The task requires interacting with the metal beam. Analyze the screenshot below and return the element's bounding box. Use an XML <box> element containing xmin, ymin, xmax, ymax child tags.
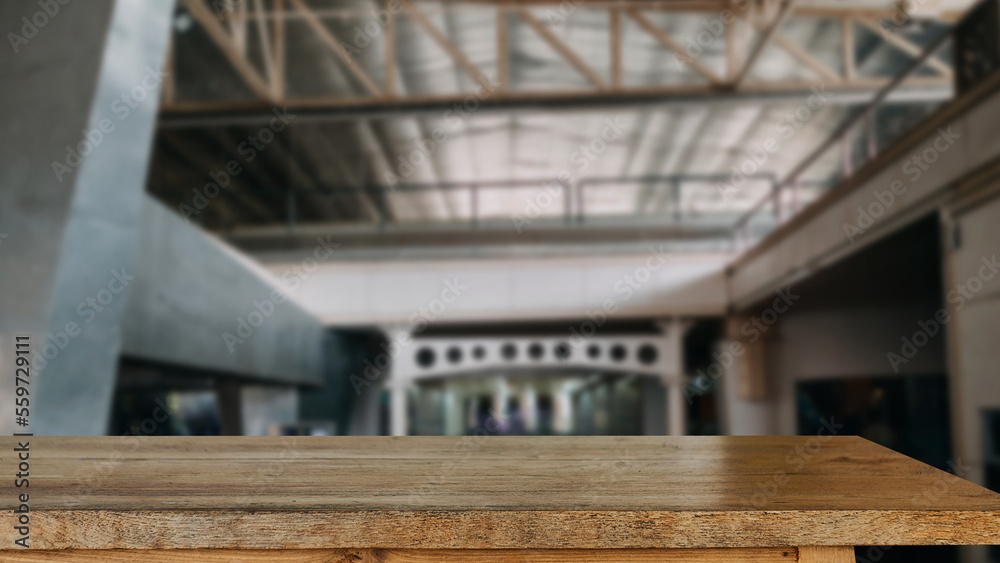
<box><xmin>169</xmin><ymin>0</ymin><xmax>956</xmax><ymax>116</ymax></box>
<box><xmin>626</xmin><ymin>8</ymin><xmax>723</xmax><ymax>86</ymax></box>
<box><xmin>402</xmin><ymin>0</ymin><xmax>495</xmax><ymax>92</ymax></box>
<box><xmin>217</xmin><ymin>1</ymin><xmax>965</xmax><ymax>21</ymax></box>
<box><xmin>252</xmin><ymin>0</ymin><xmax>277</xmax><ymax>94</ymax></box>
<box><xmin>744</xmin><ymin>16</ymin><xmax>842</xmax><ymax>84</ymax></box>
<box><xmin>610</xmin><ymin>8</ymin><xmax>622</xmax><ymax>89</ymax></box>
<box><xmin>498</xmin><ymin>6</ymin><xmax>509</xmax><ymax>91</ymax></box>
<box><xmin>385</xmin><ymin>0</ymin><xmax>397</xmax><ymax>96</ymax></box>
<box><xmin>273</xmin><ymin>0</ymin><xmax>286</xmax><ymax>98</ymax></box>
<box><xmin>180</xmin><ymin>0</ymin><xmax>273</xmax><ymax>100</ymax></box>
<box><xmin>731</xmin><ymin>0</ymin><xmax>797</xmax><ymax>88</ymax></box>
<box><xmin>158</xmin><ymin>79</ymin><xmax>953</xmax><ymax>127</ymax></box>
<box><xmin>286</xmin><ymin>0</ymin><xmax>384</xmax><ymax>97</ymax></box>
<box><xmin>515</xmin><ymin>7</ymin><xmax>608</xmax><ymax>90</ymax></box>
<box><xmin>855</xmin><ymin>17</ymin><xmax>953</xmax><ymax>78</ymax></box>
<box><xmin>225</xmin><ymin>218</ymin><xmax>735</xmax><ymax>258</ymax></box>
<box><xmin>842</xmin><ymin>17</ymin><xmax>855</xmax><ymax>82</ymax></box>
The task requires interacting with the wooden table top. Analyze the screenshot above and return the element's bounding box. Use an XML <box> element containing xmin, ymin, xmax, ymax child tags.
<box><xmin>2</xmin><ymin>435</ymin><xmax>999</xmax><ymax>550</ymax></box>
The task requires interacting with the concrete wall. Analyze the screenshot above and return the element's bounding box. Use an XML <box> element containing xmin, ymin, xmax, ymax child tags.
<box><xmin>0</xmin><ymin>0</ymin><xmax>116</xmax><ymax>436</ymax></box>
<box><xmin>945</xmin><ymin>192</ymin><xmax>1000</xmax><ymax>487</ymax></box>
<box><xmin>944</xmin><ymin>192</ymin><xmax>1000</xmax><ymax>563</ymax></box>
<box><xmin>257</xmin><ymin>251</ymin><xmax>728</xmax><ymax>325</ymax></box>
<box><xmin>0</xmin><ymin>0</ymin><xmax>113</xmax><ymax>350</ymax></box>
<box><xmin>0</xmin><ymin>0</ymin><xmax>174</xmax><ymax>435</ymax></box>
<box><xmin>731</xmin><ymin>81</ymin><xmax>1000</xmax><ymax>309</ymax></box>
<box><xmin>721</xmin><ymin>304</ymin><xmax>948</xmax><ymax>436</ymax></box>
<box><xmin>121</xmin><ymin>197</ymin><xmax>324</xmax><ymax>386</ymax></box>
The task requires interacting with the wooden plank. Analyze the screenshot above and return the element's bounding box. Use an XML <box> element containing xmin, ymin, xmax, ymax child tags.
<box><xmin>5</xmin><ymin>508</ymin><xmax>1000</xmax><ymax>550</ymax></box>
<box><xmin>1</xmin><ymin>437</ymin><xmax>998</xmax><ymax>550</ymax></box>
<box><xmin>797</xmin><ymin>546</ymin><xmax>855</xmax><ymax>563</ymax></box>
<box><xmin>3</xmin><ymin>548</ymin><xmax>799</xmax><ymax>562</ymax></box>
<box><xmin>4</xmin><ymin>436</ymin><xmax>999</xmax><ymax>512</ymax></box>
<box><xmin>515</xmin><ymin>7</ymin><xmax>608</xmax><ymax>89</ymax></box>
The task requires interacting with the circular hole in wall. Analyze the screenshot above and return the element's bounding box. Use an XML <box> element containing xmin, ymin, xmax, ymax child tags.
<box><xmin>554</xmin><ymin>342</ymin><xmax>571</xmax><ymax>360</ymax></box>
<box><xmin>501</xmin><ymin>343</ymin><xmax>518</xmax><ymax>360</ymax></box>
<box><xmin>528</xmin><ymin>343</ymin><xmax>545</xmax><ymax>360</ymax></box>
<box><xmin>446</xmin><ymin>346</ymin><xmax>463</xmax><ymax>364</ymax></box>
<box><xmin>610</xmin><ymin>344</ymin><xmax>627</xmax><ymax>362</ymax></box>
<box><xmin>416</xmin><ymin>347</ymin><xmax>436</xmax><ymax>368</ymax></box>
<box><xmin>637</xmin><ymin>344</ymin><xmax>658</xmax><ymax>365</ymax></box>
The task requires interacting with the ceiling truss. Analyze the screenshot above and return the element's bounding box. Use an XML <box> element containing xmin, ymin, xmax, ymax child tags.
<box><xmin>167</xmin><ymin>0</ymin><xmax>955</xmax><ymax>116</ymax></box>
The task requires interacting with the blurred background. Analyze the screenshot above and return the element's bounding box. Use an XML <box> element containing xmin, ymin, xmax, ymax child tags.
<box><xmin>2</xmin><ymin>0</ymin><xmax>1000</xmax><ymax>560</ymax></box>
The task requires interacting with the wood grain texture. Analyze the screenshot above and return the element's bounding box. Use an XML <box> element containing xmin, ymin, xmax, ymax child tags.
<box><xmin>797</xmin><ymin>546</ymin><xmax>854</xmax><ymax>562</ymax></box>
<box><xmin>1</xmin><ymin>436</ymin><xmax>998</xmax><ymax>550</ymax></box>
<box><xmin>1</xmin><ymin>547</ymin><xmax>798</xmax><ymax>562</ymax></box>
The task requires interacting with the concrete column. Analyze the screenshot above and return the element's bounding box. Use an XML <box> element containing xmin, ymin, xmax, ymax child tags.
<box><xmin>658</xmin><ymin>319</ymin><xmax>687</xmax><ymax>436</ymax></box>
<box><xmin>492</xmin><ymin>377</ymin><xmax>509</xmax><ymax>427</ymax></box>
<box><xmin>520</xmin><ymin>386</ymin><xmax>537</xmax><ymax>433</ymax></box>
<box><xmin>443</xmin><ymin>384</ymin><xmax>465</xmax><ymax>436</ymax></box>
<box><xmin>718</xmin><ymin>334</ymin><xmax>775</xmax><ymax>435</ymax></box>
<box><xmin>666</xmin><ymin>380</ymin><xmax>686</xmax><ymax>436</ymax></box>
<box><xmin>641</xmin><ymin>377</ymin><xmax>667</xmax><ymax>435</ymax></box>
<box><xmin>389</xmin><ymin>382</ymin><xmax>410</xmax><ymax>437</ymax></box>
<box><xmin>0</xmin><ymin>0</ymin><xmax>175</xmax><ymax>436</ymax></box>
<box><xmin>554</xmin><ymin>382</ymin><xmax>574</xmax><ymax>434</ymax></box>
<box><xmin>384</xmin><ymin>325</ymin><xmax>413</xmax><ymax>436</ymax></box>
<box><xmin>241</xmin><ymin>386</ymin><xmax>299</xmax><ymax>436</ymax></box>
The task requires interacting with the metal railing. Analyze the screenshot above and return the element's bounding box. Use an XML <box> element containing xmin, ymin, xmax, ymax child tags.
<box><xmin>214</xmin><ymin>173</ymin><xmax>778</xmax><ymax>233</ymax></box>
<box><xmin>729</xmin><ymin>28</ymin><xmax>955</xmax><ymax>252</ymax></box>
<box><xmin>187</xmin><ymin>28</ymin><xmax>954</xmax><ymax>245</ymax></box>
